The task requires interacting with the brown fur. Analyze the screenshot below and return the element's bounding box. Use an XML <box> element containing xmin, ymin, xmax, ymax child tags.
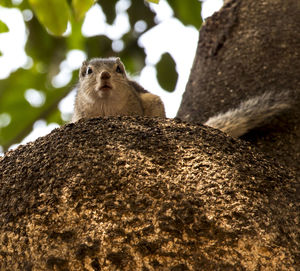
<box><xmin>205</xmin><ymin>91</ymin><xmax>292</xmax><ymax>137</ymax></box>
<box><xmin>72</xmin><ymin>57</ymin><xmax>165</xmax><ymax>122</ymax></box>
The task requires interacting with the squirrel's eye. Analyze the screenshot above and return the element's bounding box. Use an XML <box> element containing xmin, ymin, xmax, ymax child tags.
<box><xmin>86</xmin><ymin>67</ymin><xmax>93</xmax><ymax>75</ymax></box>
<box><xmin>116</xmin><ymin>65</ymin><xmax>123</xmax><ymax>74</ymax></box>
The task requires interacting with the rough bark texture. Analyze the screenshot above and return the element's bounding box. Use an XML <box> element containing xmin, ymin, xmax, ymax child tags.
<box><xmin>1</xmin><ymin>0</ymin><xmax>300</xmax><ymax>270</ymax></box>
<box><xmin>0</xmin><ymin>117</ymin><xmax>299</xmax><ymax>270</ymax></box>
<box><xmin>177</xmin><ymin>0</ymin><xmax>300</xmax><ymax>175</ymax></box>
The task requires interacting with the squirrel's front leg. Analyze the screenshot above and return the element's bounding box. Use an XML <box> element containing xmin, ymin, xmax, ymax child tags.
<box><xmin>140</xmin><ymin>93</ymin><xmax>166</xmax><ymax>117</ymax></box>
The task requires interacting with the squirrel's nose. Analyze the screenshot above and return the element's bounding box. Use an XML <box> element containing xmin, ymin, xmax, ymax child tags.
<box><xmin>100</xmin><ymin>71</ymin><xmax>111</xmax><ymax>80</ymax></box>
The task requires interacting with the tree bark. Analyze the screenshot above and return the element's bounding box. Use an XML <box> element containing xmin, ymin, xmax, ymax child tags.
<box><xmin>0</xmin><ymin>117</ymin><xmax>299</xmax><ymax>270</ymax></box>
<box><xmin>0</xmin><ymin>0</ymin><xmax>300</xmax><ymax>270</ymax></box>
<box><xmin>177</xmin><ymin>0</ymin><xmax>300</xmax><ymax>175</ymax></box>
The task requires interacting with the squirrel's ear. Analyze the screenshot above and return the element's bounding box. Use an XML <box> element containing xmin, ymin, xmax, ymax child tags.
<box><xmin>79</xmin><ymin>60</ymin><xmax>88</xmax><ymax>79</ymax></box>
<box><xmin>115</xmin><ymin>57</ymin><xmax>125</xmax><ymax>67</ymax></box>
<box><xmin>115</xmin><ymin>57</ymin><xmax>126</xmax><ymax>75</ymax></box>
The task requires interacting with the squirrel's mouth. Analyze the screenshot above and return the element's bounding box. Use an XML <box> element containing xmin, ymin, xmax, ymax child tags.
<box><xmin>99</xmin><ymin>83</ymin><xmax>112</xmax><ymax>91</ymax></box>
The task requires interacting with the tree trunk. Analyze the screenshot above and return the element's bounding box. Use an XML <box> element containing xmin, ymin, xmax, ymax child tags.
<box><xmin>177</xmin><ymin>0</ymin><xmax>300</xmax><ymax>175</ymax></box>
<box><xmin>0</xmin><ymin>117</ymin><xmax>298</xmax><ymax>270</ymax></box>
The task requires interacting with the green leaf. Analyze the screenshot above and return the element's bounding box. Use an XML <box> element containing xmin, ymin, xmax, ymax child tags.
<box><xmin>166</xmin><ymin>0</ymin><xmax>202</xmax><ymax>29</ymax></box>
<box><xmin>156</xmin><ymin>53</ymin><xmax>178</xmax><ymax>92</ymax></box>
<box><xmin>72</xmin><ymin>0</ymin><xmax>95</xmax><ymax>21</ymax></box>
<box><xmin>146</xmin><ymin>0</ymin><xmax>160</xmax><ymax>3</ymax></box>
<box><xmin>0</xmin><ymin>0</ymin><xmax>13</xmax><ymax>7</ymax></box>
<box><xmin>0</xmin><ymin>20</ymin><xmax>9</xmax><ymax>33</ymax></box>
<box><xmin>28</xmin><ymin>0</ymin><xmax>70</xmax><ymax>36</ymax></box>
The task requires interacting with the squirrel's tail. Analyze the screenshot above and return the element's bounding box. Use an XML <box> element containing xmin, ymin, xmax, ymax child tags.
<box><xmin>204</xmin><ymin>91</ymin><xmax>292</xmax><ymax>138</ymax></box>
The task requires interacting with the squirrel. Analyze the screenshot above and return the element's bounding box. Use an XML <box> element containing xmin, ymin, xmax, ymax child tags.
<box><xmin>72</xmin><ymin>57</ymin><xmax>292</xmax><ymax>138</ymax></box>
<box><xmin>71</xmin><ymin>57</ymin><xmax>165</xmax><ymax>122</ymax></box>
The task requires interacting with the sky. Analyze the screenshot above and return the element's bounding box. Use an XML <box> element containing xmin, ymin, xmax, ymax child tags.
<box><xmin>0</xmin><ymin>0</ymin><xmax>223</xmax><ymax>153</ymax></box>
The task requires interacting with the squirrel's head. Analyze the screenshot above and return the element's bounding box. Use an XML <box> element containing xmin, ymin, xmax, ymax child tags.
<box><xmin>79</xmin><ymin>57</ymin><xmax>129</xmax><ymax>98</ymax></box>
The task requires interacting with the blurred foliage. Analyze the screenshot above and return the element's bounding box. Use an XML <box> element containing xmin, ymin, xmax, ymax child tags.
<box><xmin>147</xmin><ymin>0</ymin><xmax>160</xmax><ymax>4</ymax></box>
<box><xmin>0</xmin><ymin>20</ymin><xmax>9</xmax><ymax>33</ymax></box>
<box><xmin>72</xmin><ymin>0</ymin><xmax>95</xmax><ymax>21</ymax></box>
<box><xmin>156</xmin><ymin>52</ymin><xmax>178</xmax><ymax>92</ymax></box>
<box><xmin>166</xmin><ymin>0</ymin><xmax>202</xmax><ymax>29</ymax></box>
<box><xmin>0</xmin><ymin>0</ymin><xmax>202</xmax><ymax>151</ymax></box>
<box><xmin>28</xmin><ymin>0</ymin><xmax>70</xmax><ymax>36</ymax></box>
